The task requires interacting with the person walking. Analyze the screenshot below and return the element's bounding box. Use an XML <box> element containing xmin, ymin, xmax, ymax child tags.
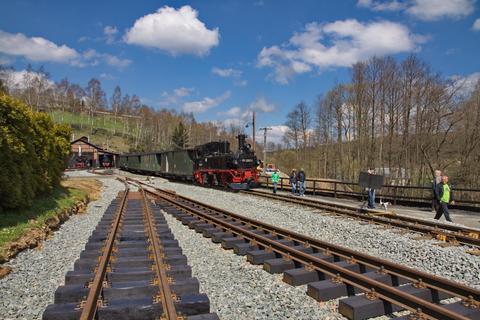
<box><xmin>297</xmin><ymin>168</ymin><xmax>306</xmax><ymax>196</ymax></box>
<box><xmin>289</xmin><ymin>169</ymin><xmax>297</xmax><ymax>195</ymax></box>
<box><xmin>434</xmin><ymin>175</ymin><xmax>454</xmax><ymax>222</ymax></box>
<box><xmin>367</xmin><ymin>168</ymin><xmax>376</xmax><ymax>209</ymax></box>
<box><xmin>271</xmin><ymin>169</ymin><xmax>280</xmax><ymax>194</ymax></box>
<box><xmin>431</xmin><ymin>170</ymin><xmax>442</xmax><ymax>213</ymax></box>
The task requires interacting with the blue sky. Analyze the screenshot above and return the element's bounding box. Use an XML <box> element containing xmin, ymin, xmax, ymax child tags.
<box><xmin>1</xmin><ymin>0</ymin><xmax>479</xmax><ymax>142</ymax></box>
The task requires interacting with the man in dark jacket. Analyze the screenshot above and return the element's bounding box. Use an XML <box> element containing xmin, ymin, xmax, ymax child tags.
<box><xmin>431</xmin><ymin>170</ymin><xmax>442</xmax><ymax>213</ymax></box>
<box><xmin>297</xmin><ymin>168</ymin><xmax>306</xmax><ymax>196</ymax></box>
<box><xmin>434</xmin><ymin>175</ymin><xmax>454</xmax><ymax>222</ymax></box>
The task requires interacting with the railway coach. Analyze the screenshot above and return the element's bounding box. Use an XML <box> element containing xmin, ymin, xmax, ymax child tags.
<box><xmin>119</xmin><ymin>134</ymin><xmax>261</xmax><ymax>190</ymax></box>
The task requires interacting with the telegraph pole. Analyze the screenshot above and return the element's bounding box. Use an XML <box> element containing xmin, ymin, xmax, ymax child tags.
<box><xmin>259</xmin><ymin>127</ymin><xmax>272</xmax><ymax>165</ymax></box>
<box><xmin>252</xmin><ymin>111</ymin><xmax>256</xmax><ymax>152</ymax></box>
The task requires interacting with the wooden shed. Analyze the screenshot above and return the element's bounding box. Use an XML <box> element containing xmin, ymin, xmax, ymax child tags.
<box><xmin>69</xmin><ymin>136</ymin><xmax>118</xmax><ymax>169</ymax></box>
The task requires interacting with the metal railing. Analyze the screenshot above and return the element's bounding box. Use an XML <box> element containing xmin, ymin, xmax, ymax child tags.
<box><xmin>260</xmin><ymin>176</ymin><xmax>480</xmax><ymax>211</ymax></box>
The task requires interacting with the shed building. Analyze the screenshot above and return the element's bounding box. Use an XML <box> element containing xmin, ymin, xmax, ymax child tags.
<box><xmin>69</xmin><ymin>136</ymin><xmax>118</xmax><ymax>168</ymax></box>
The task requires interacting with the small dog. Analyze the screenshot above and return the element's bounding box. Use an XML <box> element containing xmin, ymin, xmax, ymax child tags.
<box><xmin>379</xmin><ymin>199</ymin><xmax>391</xmax><ymax>211</ymax></box>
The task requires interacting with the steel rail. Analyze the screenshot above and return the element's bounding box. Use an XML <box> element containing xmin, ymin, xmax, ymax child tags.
<box><xmin>146</xmin><ymin>188</ymin><xmax>473</xmax><ymax>320</ymax></box>
<box><xmin>79</xmin><ymin>185</ymin><xmax>129</xmax><ymax>320</ymax></box>
<box><xmin>242</xmin><ymin>190</ymin><xmax>480</xmax><ymax>248</ymax></box>
<box><xmin>126</xmin><ymin>178</ymin><xmax>480</xmax><ymax>298</ymax></box>
<box><xmin>130</xmin><ymin>182</ymin><xmax>480</xmax><ymax>316</ymax></box>
<box><xmin>140</xmin><ymin>188</ymin><xmax>178</xmax><ymax>320</ymax></box>
<box><xmin>126</xmin><ymin>178</ymin><xmax>480</xmax><ymax>301</ymax></box>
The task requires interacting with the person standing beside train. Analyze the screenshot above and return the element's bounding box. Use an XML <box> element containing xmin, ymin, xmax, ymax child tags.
<box><xmin>271</xmin><ymin>169</ymin><xmax>280</xmax><ymax>194</ymax></box>
<box><xmin>289</xmin><ymin>169</ymin><xmax>297</xmax><ymax>195</ymax></box>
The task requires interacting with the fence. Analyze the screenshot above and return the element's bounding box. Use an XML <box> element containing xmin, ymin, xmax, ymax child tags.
<box><xmin>259</xmin><ymin>176</ymin><xmax>480</xmax><ymax>212</ymax></box>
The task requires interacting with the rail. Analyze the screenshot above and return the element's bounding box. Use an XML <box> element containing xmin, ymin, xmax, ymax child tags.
<box><xmin>138</xmin><ymin>182</ymin><xmax>480</xmax><ymax>320</ymax></box>
<box><xmin>79</xmin><ymin>185</ymin><xmax>129</xmax><ymax>320</ymax></box>
<box><xmin>260</xmin><ymin>176</ymin><xmax>480</xmax><ymax>211</ymax></box>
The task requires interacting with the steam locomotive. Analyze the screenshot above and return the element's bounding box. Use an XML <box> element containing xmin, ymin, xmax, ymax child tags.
<box><xmin>118</xmin><ymin>134</ymin><xmax>260</xmax><ymax>190</ymax></box>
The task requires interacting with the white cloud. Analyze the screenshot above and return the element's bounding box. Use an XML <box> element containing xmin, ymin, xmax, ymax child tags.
<box><xmin>174</xmin><ymin>87</ymin><xmax>194</xmax><ymax>97</ymax></box>
<box><xmin>248</xmin><ymin>97</ymin><xmax>275</xmax><ymax>112</ymax></box>
<box><xmin>124</xmin><ymin>5</ymin><xmax>219</xmax><ymax>56</ymax></box>
<box><xmin>357</xmin><ymin>0</ymin><xmax>406</xmax><ymax>11</ymax></box>
<box><xmin>473</xmin><ymin>18</ymin><xmax>480</xmax><ymax>31</ymax></box>
<box><xmin>104</xmin><ymin>54</ymin><xmax>131</xmax><ymax>68</ymax></box>
<box><xmin>407</xmin><ymin>0</ymin><xmax>475</xmax><ymax>20</ymax></box>
<box><xmin>450</xmin><ymin>72</ymin><xmax>480</xmax><ymax>97</ymax></box>
<box><xmin>212</xmin><ymin>66</ymin><xmax>247</xmax><ymax>86</ymax></box>
<box><xmin>0</xmin><ymin>30</ymin><xmax>78</xmax><ymax>63</ymax></box>
<box><xmin>218</xmin><ymin>106</ymin><xmax>242</xmax><ymax>117</ymax></box>
<box><xmin>358</xmin><ymin>0</ymin><xmax>475</xmax><ymax>21</ymax></box>
<box><xmin>160</xmin><ymin>87</ymin><xmax>194</xmax><ymax>106</ymax></box>
<box><xmin>0</xmin><ymin>30</ymin><xmax>131</xmax><ymax>68</ymax></box>
<box><xmin>258</xmin><ymin>19</ymin><xmax>423</xmax><ymax>84</ymax></box>
<box><xmin>212</xmin><ymin>67</ymin><xmax>242</xmax><ymax>77</ymax></box>
<box><xmin>0</xmin><ymin>69</ymin><xmax>54</xmax><ymax>90</ymax></box>
<box><xmin>257</xmin><ymin>125</ymin><xmax>289</xmax><ymax>145</ymax></box>
<box><xmin>104</xmin><ymin>25</ymin><xmax>118</xmax><ymax>44</ymax></box>
<box><xmin>182</xmin><ymin>91</ymin><xmax>231</xmax><ymax>113</ymax></box>
<box><xmin>100</xmin><ymin>73</ymin><xmax>115</xmax><ymax>80</ymax></box>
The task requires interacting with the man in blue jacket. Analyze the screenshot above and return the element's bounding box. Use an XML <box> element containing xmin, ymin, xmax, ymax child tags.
<box><xmin>434</xmin><ymin>175</ymin><xmax>454</xmax><ymax>222</ymax></box>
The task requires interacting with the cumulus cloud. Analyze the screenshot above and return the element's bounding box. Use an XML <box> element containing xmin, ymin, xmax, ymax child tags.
<box><xmin>104</xmin><ymin>25</ymin><xmax>118</xmax><ymax>44</ymax></box>
<box><xmin>160</xmin><ymin>87</ymin><xmax>194</xmax><ymax>106</ymax></box>
<box><xmin>212</xmin><ymin>67</ymin><xmax>247</xmax><ymax>86</ymax></box>
<box><xmin>218</xmin><ymin>106</ymin><xmax>242</xmax><ymax>117</ymax></box>
<box><xmin>124</xmin><ymin>5</ymin><xmax>219</xmax><ymax>56</ymax></box>
<box><xmin>473</xmin><ymin>18</ymin><xmax>480</xmax><ymax>31</ymax></box>
<box><xmin>450</xmin><ymin>72</ymin><xmax>480</xmax><ymax>97</ymax></box>
<box><xmin>358</xmin><ymin>0</ymin><xmax>475</xmax><ymax>21</ymax></box>
<box><xmin>258</xmin><ymin>19</ymin><xmax>424</xmax><ymax>84</ymax></box>
<box><xmin>258</xmin><ymin>125</ymin><xmax>290</xmax><ymax>145</ymax></box>
<box><xmin>248</xmin><ymin>97</ymin><xmax>275</xmax><ymax>112</ymax></box>
<box><xmin>0</xmin><ymin>30</ymin><xmax>78</xmax><ymax>63</ymax></box>
<box><xmin>182</xmin><ymin>91</ymin><xmax>231</xmax><ymax>113</ymax></box>
<box><xmin>407</xmin><ymin>0</ymin><xmax>475</xmax><ymax>20</ymax></box>
<box><xmin>0</xmin><ymin>30</ymin><xmax>131</xmax><ymax>68</ymax></box>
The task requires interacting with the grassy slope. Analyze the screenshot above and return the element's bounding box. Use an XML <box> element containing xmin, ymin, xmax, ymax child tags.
<box><xmin>0</xmin><ymin>179</ymin><xmax>100</xmax><ymax>253</ymax></box>
<box><xmin>50</xmin><ymin>111</ymin><xmax>132</xmax><ymax>152</ymax></box>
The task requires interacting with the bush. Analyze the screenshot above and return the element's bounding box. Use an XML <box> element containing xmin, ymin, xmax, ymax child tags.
<box><xmin>0</xmin><ymin>94</ymin><xmax>71</xmax><ymax>211</ymax></box>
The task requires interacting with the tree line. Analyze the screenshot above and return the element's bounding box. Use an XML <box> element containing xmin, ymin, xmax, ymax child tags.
<box><xmin>280</xmin><ymin>55</ymin><xmax>480</xmax><ymax>187</ymax></box>
<box><xmin>0</xmin><ymin>65</ymin><xmax>245</xmax><ymax>153</ymax></box>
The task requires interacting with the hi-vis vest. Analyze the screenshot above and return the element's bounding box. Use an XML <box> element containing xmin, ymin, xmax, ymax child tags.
<box><xmin>441</xmin><ymin>184</ymin><xmax>451</xmax><ymax>203</ymax></box>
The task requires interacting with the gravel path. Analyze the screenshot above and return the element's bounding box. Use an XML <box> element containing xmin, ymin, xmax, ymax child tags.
<box><xmin>152</xmin><ymin>180</ymin><xmax>480</xmax><ymax>290</ymax></box>
<box><xmin>0</xmin><ymin>177</ymin><xmax>124</xmax><ymax>320</ymax></box>
<box><xmin>163</xmin><ymin>210</ymin><xmax>344</xmax><ymax>320</ymax></box>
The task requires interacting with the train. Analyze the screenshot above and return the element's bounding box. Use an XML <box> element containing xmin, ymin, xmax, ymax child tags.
<box><xmin>118</xmin><ymin>134</ymin><xmax>261</xmax><ymax>190</ymax></box>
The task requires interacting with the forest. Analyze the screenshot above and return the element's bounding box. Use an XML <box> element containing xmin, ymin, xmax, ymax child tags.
<box><xmin>276</xmin><ymin>55</ymin><xmax>480</xmax><ymax>187</ymax></box>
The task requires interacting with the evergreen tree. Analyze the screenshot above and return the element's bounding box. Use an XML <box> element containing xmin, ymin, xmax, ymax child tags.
<box><xmin>171</xmin><ymin>121</ymin><xmax>189</xmax><ymax>149</ymax></box>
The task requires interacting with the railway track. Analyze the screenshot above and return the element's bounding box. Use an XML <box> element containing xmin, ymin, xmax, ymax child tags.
<box><xmin>240</xmin><ymin>189</ymin><xmax>480</xmax><ymax>249</ymax></box>
<box><xmin>43</xmin><ymin>183</ymin><xmax>218</xmax><ymax>320</ymax></box>
<box><xmin>129</xmin><ymin>179</ymin><xmax>480</xmax><ymax>320</ymax></box>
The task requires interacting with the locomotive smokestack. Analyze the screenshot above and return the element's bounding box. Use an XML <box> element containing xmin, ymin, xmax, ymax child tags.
<box><xmin>237</xmin><ymin>134</ymin><xmax>246</xmax><ymax>151</ymax></box>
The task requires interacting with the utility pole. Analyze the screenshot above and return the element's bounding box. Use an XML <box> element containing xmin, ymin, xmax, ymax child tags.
<box><xmin>259</xmin><ymin>127</ymin><xmax>272</xmax><ymax>165</ymax></box>
<box><xmin>252</xmin><ymin>111</ymin><xmax>256</xmax><ymax>153</ymax></box>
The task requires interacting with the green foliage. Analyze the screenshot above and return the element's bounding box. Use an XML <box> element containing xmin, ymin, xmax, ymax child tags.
<box><xmin>0</xmin><ymin>94</ymin><xmax>71</xmax><ymax>211</ymax></box>
<box><xmin>171</xmin><ymin>121</ymin><xmax>189</xmax><ymax>150</ymax></box>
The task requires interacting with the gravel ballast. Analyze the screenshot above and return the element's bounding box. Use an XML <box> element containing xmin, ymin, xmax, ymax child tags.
<box><xmin>0</xmin><ymin>177</ymin><xmax>125</xmax><ymax>320</ymax></box>
<box><xmin>150</xmin><ymin>180</ymin><xmax>480</xmax><ymax>290</ymax></box>
<box><xmin>163</xmin><ymin>210</ymin><xmax>344</xmax><ymax>320</ymax></box>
